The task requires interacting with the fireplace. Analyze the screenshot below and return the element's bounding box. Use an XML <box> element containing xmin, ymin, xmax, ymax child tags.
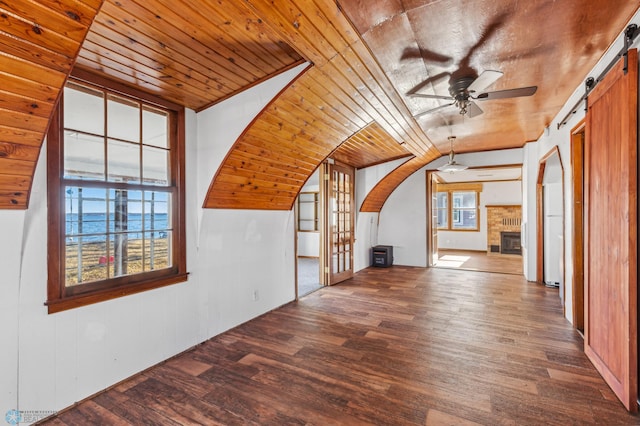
<box><xmin>501</xmin><ymin>231</ymin><xmax>522</xmax><ymax>255</ymax></box>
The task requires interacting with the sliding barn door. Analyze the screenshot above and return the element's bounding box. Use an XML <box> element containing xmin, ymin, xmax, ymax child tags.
<box><xmin>584</xmin><ymin>49</ymin><xmax>638</xmax><ymax>412</ymax></box>
<box><xmin>327</xmin><ymin>162</ymin><xmax>354</xmax><ymax>285</ymax></box>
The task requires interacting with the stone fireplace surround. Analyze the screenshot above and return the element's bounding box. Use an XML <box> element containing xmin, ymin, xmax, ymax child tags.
<box><xmin>487</xmin><ymin>205</ymin><xmax>522</xmax><ymax>255</ymax></box>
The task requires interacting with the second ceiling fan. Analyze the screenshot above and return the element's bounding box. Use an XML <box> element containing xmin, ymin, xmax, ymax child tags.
<box><xmin>408</xmin><ymin>70</ymin><xmax>537</xmax><ymax>118</ymax></box>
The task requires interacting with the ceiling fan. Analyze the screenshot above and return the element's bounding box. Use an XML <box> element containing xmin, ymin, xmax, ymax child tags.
<box><xmin>438</xmin><ymin>136</ymin><xmax>467</xmax><ymax>173</ymax></box>
<box><xmin>409</xmin><ymin>70</ymin><xmax>537</xmax><ymax>118</ymax></box>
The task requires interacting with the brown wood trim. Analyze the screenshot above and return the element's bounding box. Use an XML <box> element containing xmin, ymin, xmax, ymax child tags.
<box><xmin>436</xmin><ymin>183</ymin><xmax>483</xmax><ymax>191</ymax></box>
<box><xmin>47</xmin><ymin>273</ymin><xmax>189</xmax><ymax>314</ymax></box>
<box><xmin>46</xmin><ymin>97</ymin><xmax>64</xmax><ymax>303</ymax></box>
<box><xmin>571</xmin><ymin>119</ymin><xmax>585</xmax><ymax>332</ymax></box>
<box><xmin>71</xmin><ymin>68</ymin><xmax>183</xmax><ymax>111</ymax></box>
<box><xmin>485</xmin><ymin>204</ymin><xmax>522</xmax><ymax>208</ymax></box>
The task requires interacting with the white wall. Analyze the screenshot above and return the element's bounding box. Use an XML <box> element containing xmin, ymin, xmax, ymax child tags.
<box><xmin>375</xmin><ymin>149</ymin><xmax>524</xmax><ymax>267</ymax></box>
<box><xmin>1</xmin><ymin>63</ymin><xmax>308</xmax><ymax>421</ymax></box>
<box><xmin>438</xmin><ymin>180</ymin><xmax>522</xmax><ymax>251</ymax></box>
<box><xmin>353</xmin><ymin>157</ymin><xmax>409</xmax><ymax>270</ymax></box>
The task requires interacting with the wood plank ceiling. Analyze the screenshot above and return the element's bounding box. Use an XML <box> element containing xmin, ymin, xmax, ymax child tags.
<box><xmin>1</xmin><ymin>0</ymin><xmax>639</xmax><ymax>211</ymax></box>
<box><xmin>76</xmin><ymin>0</ymin><xmax>305</xmax><ymax>111</ymax></box>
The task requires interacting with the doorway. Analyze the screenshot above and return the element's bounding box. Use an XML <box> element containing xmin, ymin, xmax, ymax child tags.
<box><xmin>427</xmin><ymin>167</ymin><xmax>524</xmax><ymax>275</ymax></box>
<box><xmin>536</xmin><ymin>147</ymin><xmax>564</xmax><ymax>306</ymax></box>
<box><xmin>295</xmin><ymin>160</ymin><xmax>355</xmax><ymax>298</ymax></box>
<box><xmin>296</xmin><ymin>169</ymin><xmax>322</xmax><ymax>298</ymax></box>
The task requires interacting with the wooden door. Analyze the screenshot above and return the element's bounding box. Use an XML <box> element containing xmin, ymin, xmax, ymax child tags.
<box><xmin>584</xmin><ymin>49</ymin><xmax>638</xmax><ymax>412</ymax></box>
<box><xmin>427</xmin><ymin>172</ymin><xmax>440</xmax><ymax>266</ymax></box>
<box><xmin>328</xmin><ymin>162</ymin><xmax>354</xmax><ymax>285</ymax></box>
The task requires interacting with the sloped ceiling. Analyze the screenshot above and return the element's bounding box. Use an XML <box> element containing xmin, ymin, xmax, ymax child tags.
<box><xmin>1</xmin><ymin>0</ymin><xmax>639</xmax><ymax>211</ymax></box>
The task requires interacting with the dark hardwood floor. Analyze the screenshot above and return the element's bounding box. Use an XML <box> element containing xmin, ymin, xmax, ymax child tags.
<box><xmin>44</xmin><ymin>266</ymin><xmax>639</xmax><ymax>425</ymax></box>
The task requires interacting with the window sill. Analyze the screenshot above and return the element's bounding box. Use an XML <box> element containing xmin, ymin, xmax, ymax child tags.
<box><xmin>45</xmin><ymin>272</ymin><xmax>189</xmax><ymax>314</ymax></box>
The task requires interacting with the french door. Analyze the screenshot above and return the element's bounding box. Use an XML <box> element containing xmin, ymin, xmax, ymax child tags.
<box><xmin>326</xmin><ymin>162</ymin><xmax>354</xmax><ymax>285</ymax></box>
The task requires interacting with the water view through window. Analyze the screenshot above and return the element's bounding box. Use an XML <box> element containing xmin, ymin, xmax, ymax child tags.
<box><xmin>64</xmin><ymin>187</ymin><xmax>172</xmax><ymax>286</ymax></box>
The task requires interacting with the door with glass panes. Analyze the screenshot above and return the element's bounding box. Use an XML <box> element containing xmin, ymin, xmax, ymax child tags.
<box><xmin>327</xmin><ymin>162</ymin><xmax>354</xmax><ymax>285</ymax></box>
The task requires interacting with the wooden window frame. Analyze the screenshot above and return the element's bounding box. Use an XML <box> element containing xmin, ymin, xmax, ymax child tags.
<box><xmin>46</xmin><ymin>70</ymin><xmax>187</xmax><ymax>314</ymax></box>
<box><xmin>436</xmin><ymin>185</ymin><xmax>481</xmax><ymax>232</ymax></box>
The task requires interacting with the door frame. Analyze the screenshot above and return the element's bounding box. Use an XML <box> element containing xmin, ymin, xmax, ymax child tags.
<box><xmin>426</xmin><ymin>170</ymin><xmax>440</xmax><ymax>267</ymax></box>
<box><xmin>570</xmin><ymin>120</ymin><xmax>585</xmax><ymax>332</ymax></box>
<box><xmin>536</xmin><ymin>146</ymin><xmax>565</xmax><ymax>303</ymax></box>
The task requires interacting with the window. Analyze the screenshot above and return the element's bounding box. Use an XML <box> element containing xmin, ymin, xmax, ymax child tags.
<box><xmin>47</xmin><ymin>71</ymin><xmax>187</xmax><ymax>313</ymax></box>
<box><xmin>297</xmin><ymin>192</ymin><xmax>319</xmax><ymax>231</ymax></box>
<box><xmin>436</xmin><ymin>185</ymin><xmax>481</xmax><ymax>231</ymax></box>
<box><xmin>436</xmin><ymin>192</ymin><xmax>448</xmax><ymax>228</ymax></box>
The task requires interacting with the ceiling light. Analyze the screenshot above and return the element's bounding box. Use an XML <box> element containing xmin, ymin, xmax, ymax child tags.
<box><xmin>437</xmin><ymin>136</ymin><xmax>468</xmax><ymax>173</ymax></box>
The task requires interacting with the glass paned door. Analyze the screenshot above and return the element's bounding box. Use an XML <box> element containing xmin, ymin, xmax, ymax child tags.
<box><xmin>328</xmin><ymin>163</ymin><xmax>354</xmax><ymax>285</ymax></box>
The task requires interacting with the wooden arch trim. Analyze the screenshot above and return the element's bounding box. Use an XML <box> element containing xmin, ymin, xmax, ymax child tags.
<box><xmin>359</xmin><ymin>155</ymin><xmax>436</xmax><ymax>213</ymax></box>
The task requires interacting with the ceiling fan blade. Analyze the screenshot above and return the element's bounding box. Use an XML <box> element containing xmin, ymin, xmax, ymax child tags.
<box><xmin>414</xmin><ymin>102</ymin><xmax>455</xmax><ymax>118</ymax></box>
<box><xmin>468</xmin><ymin>70</ymin><xmax>503</xmax><ymax>93</ymax></box>
<box><xmin>408</xmin><ymin>93</ymin><xmax>453</xmax><ymax>100</ymax></box>
<box><xmin>475</xmin><ymin>86</ymin><xmax>538</xmax><ymax>100</ymax></box>
<box><xmin>466</xmin><ymin>101</ymin><xmax>483</xmax><ymax>118</ymax></box>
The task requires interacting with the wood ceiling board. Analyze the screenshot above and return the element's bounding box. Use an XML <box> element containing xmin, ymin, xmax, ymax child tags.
<box><xmin>78</xmin><ymin>36</ymin><xmax>227</xmax><ymax>96</ymax></box>
<box><xmin>0</xmin><ymin>8</ymin><xmax>82</xmax><ymax>56</ymax></box>
<box><xmin>76</xmin><ymin>0</ymin><xmax>305</xmax><ymax>111</ymax></box>
<box><xmin>338</xmin><ymin>0</ymin><xmax>640</xmax><ymax>155</ymax></box>
<box><xmin>217</xmin><ymin>164</ymin><xmax>306</xmax><ymax>188</ymax></box>
<box><xmin>0</xmin><ymin>126</ymin><xmax>44</xmax><ymax>147</ymax></box>
<box><xmin>243</xmin><ymin>0</ymin><xmax>360</xmax><ymax>67</ymax></box>
<box><xmin>0</xmin><ymin>142</ymin><xmax>41</xmax><ymax>162</ymax></box>
<box><xmin>332</xmin><ymin>122</ymin><xmax>412</xmax><ymax>169</ymax></box>
<box><xmin>0</xmin><ymin>91</ymin><xmax>54</xmax><ymax>119</ymax></box>
<box><xmin>289</xmin><ymin>77</ymin><xmax>368</xmax><ymax>133</ymax></box>
<box><xmin>0</xmin><ymin>107</ymin><xmax>50</xmax><ymax>134</ymax></box>
<box><xmin>0</xmin><ymin>0</ymin><xmax>104</xmax><ymax>209</ymax></box>
<box><xmin>97</xmin><ymin>0</ymin><xmax>280</xmax><ymax>81</ymax></box>
<box><xmin>82</xmin><ymin>20</ymin><xmax>247</xmax><ymax>90</ymax></box>
<box><xmin>0</xmin><ymin>35</ymin><xmax>73</xmax><ymax>74</ymax></box>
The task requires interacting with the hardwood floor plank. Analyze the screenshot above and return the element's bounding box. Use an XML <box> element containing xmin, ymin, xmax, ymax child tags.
<box><xmin>44</xmin><ymin>266</ymin><xmax>640</xmax><ymax>425</ymax></box>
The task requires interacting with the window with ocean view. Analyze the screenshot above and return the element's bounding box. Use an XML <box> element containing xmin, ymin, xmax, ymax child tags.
<box><xmin>47</xmin><ymin>72</ymin><xmax>187</xmax><ymax>313</ymax></box>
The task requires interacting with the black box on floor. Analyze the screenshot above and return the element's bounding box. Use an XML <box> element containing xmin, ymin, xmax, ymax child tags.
<box><xmin>372</xmin><ymin>245</ymin><xmax>393</xmax><ymax>267</ymax></box>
